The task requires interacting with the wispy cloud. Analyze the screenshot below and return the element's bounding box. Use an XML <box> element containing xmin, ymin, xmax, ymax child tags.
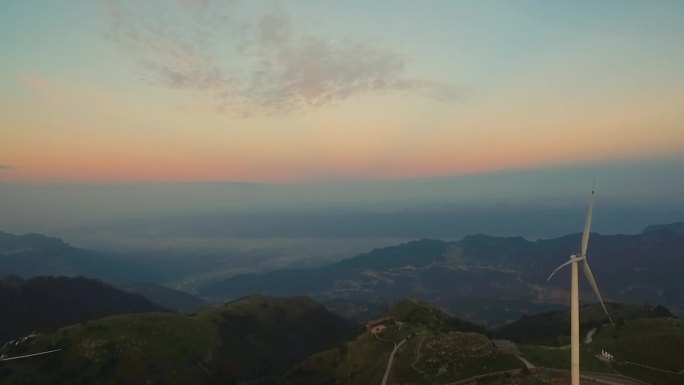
<box><xmin>20</xmin><ymin>73</ymin><xmax>57</xmax><ymax>92</ymax></box>
<box><xmin>19</xmin><ymin>73</ymin><xmax>116</xmax><ymax>111</ymax></box>
<box><xmin>103</xmin><ymin>0</ymin><xmax>460</xmax><ymax>116</ymax></box>
<box><xmin>0</xmin><ymin>164</ymin><xmax>13</xmax><ymax>170</ymax></box>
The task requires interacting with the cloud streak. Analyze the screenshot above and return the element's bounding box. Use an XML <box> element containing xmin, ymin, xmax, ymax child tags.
<box><xmin>103</xmin><ymin>0</ymin><xmax>460</xmax><ymax>116</ymax></box>
<box><xmin>0</xmin><ymin>164</ymin><xmax>13</xmax><ymax>170</ymax></box>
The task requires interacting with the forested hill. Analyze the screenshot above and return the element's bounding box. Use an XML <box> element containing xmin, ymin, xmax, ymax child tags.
<box><xmin>0</xmin><ymin>275</ymin><xmax>169</xmax><ymax>344</ymax></box>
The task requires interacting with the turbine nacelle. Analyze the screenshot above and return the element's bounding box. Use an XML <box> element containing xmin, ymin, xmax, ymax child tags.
<box><xmin>547</xmin><ymin>255</ymin><xmax>585</xmax><ymax>281</ymax></box>
<box><xmin>547</xmin><ymin>254</ymin><xmax>614</xmax><ymax>326</ymax></box>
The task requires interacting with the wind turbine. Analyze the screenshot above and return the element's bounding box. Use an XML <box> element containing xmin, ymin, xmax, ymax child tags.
<box><xmin>547</xmin><ymin>185</ymin><xmax>613</xmax><ymax>385</ymax></box>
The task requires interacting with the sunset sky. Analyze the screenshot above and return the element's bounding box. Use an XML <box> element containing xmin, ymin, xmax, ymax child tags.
<box><xmin>1</xmin><ymin>1</ymin><xmax>683</xmax><ymax>184</ymax></box>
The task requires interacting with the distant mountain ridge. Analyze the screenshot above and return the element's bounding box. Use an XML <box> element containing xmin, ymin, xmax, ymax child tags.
<box><xmin>0</xmin><ymin>231</ymin><xmax>69</xmax><ymax>252</ymax></box>
<box><xmin>0</xmin><ymin>230</ymin><xmax>159</xmax><ymax>283</ymax></box>
<box><xmin>0</xmin><ymin>275</ymin><xmax>169</xmax><ymax>344</ymax></box>
<box><xmin>334</xmin><ymin>238</ymin><xmax>449</xmax><ymax>269</ymax></box>
<box><xmin>197</xmin><ymin>222</ymin><xmax>684</xmax><ymax>324</ymax></box>
<box><xmin>116</xmin><ymin>282</ymin><xmax>207</xmax><ymax>312</ymax></box>
<box><xmin>643</xmin><ymin>221</ymin><xmax>684</xmax><ymax>234</ymax></box>
<box><xmin>2</xmin><ymin>223</ymin><xmax>683</xmax><ymax>326</ymax></box>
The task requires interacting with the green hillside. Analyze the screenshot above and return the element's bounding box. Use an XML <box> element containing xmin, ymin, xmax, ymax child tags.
<box><xmin>1</xmin><ymin>295</ymin><xmax>680</xmax><ymax>385</ymax></box>
<box><xmin>0</xmin><ymin>276</ymin><xmax>169</xmax><ymax>345</ymax></box>
<box><xmin>278</xmin><ymin>299</ymin><xmax>523</xmax><ymax>385</ymax></box>
<box><xmin>519</xmin><ymin>317</ymin><xmax>684</xmax><ymax>385</ymax></box>
<box><xmin>387</xmin><ymin>299</ymin><xmax>488</xmax><ymax>334</ymax></box>
<box><xmin>0</xmin><ymin>295</ymin><xmax>359</xmax><ymax>385</ymax></box>
<box><xmin>496</xmin><ymin>303</ymin><xmax>674</xmax><ymax>345</ymax></box>
<box><xmin>278</xmin><ymin>301</ymin><xmax>682</xmax><ymax>385</ymax></box>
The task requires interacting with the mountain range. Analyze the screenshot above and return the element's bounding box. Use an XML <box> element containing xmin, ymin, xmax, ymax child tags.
<box><xmin>0</xmin><ymin>231</ymin><xmax>159</xmax><ymax>283</ymax></box>
<box><xmin>2</xmin><ymin>222</ymin><xmax>683</xmax><ymax>327</ymax></box>
<box><xmin>197</xmin><ymin>223</ymin><xmax>684</xmax><ymax>325</ymax></box>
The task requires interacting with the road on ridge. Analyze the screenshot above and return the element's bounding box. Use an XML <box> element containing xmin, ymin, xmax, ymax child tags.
<box><xmin>381</xmin><ymin>338</ymin><xmax>406</xmax><ymax>385</ymax></box>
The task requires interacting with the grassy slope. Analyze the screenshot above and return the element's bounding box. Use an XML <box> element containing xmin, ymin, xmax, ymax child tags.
<box><xmin>496</xmin><ymin>303</ymin><xmax>673</xmax><ymax>345</ymax></box>
<box><xmin>0</xmin><ymin>295</ymin><xmax>359</xmax><ymax>385</ymax></box>
<box><xmin>519</xmin><ymin>317</ymin><xmax>684</xmax><ymax>385</ymax></box>
<box><xmin>279</xmin><ymin>299</ymin><xmax>522</xmax><ymax>385</ymax></box>
<box><xmin>0</xmin><ymin>312</ymin><xmax>217</xmax><ymax>385</ymax></box>
<box><xmin>0</xmin><ymin>276</ymin><xmax>170</xmax><ymax>345</ymax></box>
<box><xmin>278</xmin><ymin>332</ymin><xmax>392</xmax><ymax>385</ymax></box>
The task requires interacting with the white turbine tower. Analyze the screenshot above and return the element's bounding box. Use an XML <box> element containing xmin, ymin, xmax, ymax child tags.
<box><xmin>547</xmin><ymin>185</ymin><xmax>613</xmax><ymax>385</ymax></box>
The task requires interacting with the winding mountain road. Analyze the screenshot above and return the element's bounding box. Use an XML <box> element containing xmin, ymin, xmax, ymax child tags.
<box><xmin>381</xmin><ymin>338</ymin><xmax>406</xmax><ymax>385</ymax></box>
<box><xmin>585</xmin><ymin>327</ymin><xmax>597</xmax><ymax>344</ymax></box>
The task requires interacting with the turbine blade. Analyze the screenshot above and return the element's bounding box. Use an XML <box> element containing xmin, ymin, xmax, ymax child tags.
<box><xmin>547</xmin><ymin>259</ymin><xmax>574</xmax><ymax>281</ymax></box>
<box><xmin>581</xmin><ymin>186</ymin><xmax>595</xmax><ymax>257</ymax></box>
<box><xmin>582</xmin><ymin>260</ymin><xmax>614</xmax><ymax>325</ymax></box>
<box><xmin>0</xmin><ymin>349</ymin><xmax>61</xmax><ymax>361</ymax></box>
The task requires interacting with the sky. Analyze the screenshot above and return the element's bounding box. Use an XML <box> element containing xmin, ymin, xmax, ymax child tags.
<box><xmin>1</xmin><ymin>0</ymin><xmax>683</xmax><ymax>184</ymax></box>
<box><xmin>1</xmin><ymin>0</ymin><xmax>684</xmax><ymax>243</ymax></box>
